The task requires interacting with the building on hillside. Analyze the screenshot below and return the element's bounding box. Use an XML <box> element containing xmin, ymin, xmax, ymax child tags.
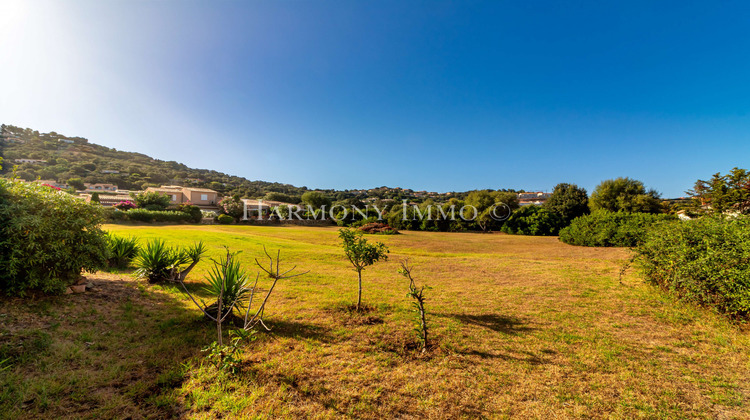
<box><xmin>35</xmin><ymin>180</ymin><xmax>70</xmax><ymax>189</ymax></box>
<box><xmin>80</xmin><ymin>193</ymin><xmax>133</xmax><ymax>207</ymax></box>
<box><xmin>14</xmin><ymin>158</ymin><xmax>47</xmax><ymax>164</ymax></box>
<box><xmin>145</xmin><ymin>185</ymin><xmax>220</xmax><ymax>209</ymax></box>
<box><xmin>84</xmin><ymin>183</ymin><xmax>118</xmax><ymax>192</ymax></box>
<box><xmin>101</xmin><ymin>169</ymin><xmax>120</xmax><ymax>174</ymax></box>
<box><xmin>518</xmin><ymin>192</ymin><xmax>552</xmax><ymax>206</ymax></box>
<box><xmin>58</xmin><ymin>139</ymin><xmax>74</xmax><ymax>144</ymax></box>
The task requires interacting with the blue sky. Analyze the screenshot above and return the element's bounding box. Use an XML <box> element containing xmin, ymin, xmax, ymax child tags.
<box><xmin>1</xmin><ymin>1</ymin><xmax>749</xmax><ymax>197</ymax></box>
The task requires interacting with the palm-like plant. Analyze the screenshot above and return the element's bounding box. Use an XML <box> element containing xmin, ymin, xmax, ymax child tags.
<box><xmin>107</xmin><ymin>235</ymin><xmax>140</xmax><ymax>269</ymax></box>
<box><xmin>134</xmin><ymin>240</ymin><xmax>206</xmax><ymax>283</ymax></box>
<box><xmin>203</xmin><ymin>251</ymin><xmax>251</xmax><ymax>319</ymax></box>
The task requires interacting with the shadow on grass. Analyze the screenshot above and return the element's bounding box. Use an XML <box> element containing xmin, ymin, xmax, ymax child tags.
<box><xmin>458</xmin><ymin>349</ymin><xmax>548</xmax><ymax>365</ymax></box>
<box><xmin>263</xmin><ymin>319</ymin><xmax>336</xmax><ymax>343</ymax></box>
<box><xmin>442</xmin><ymin>313</ymin><xmax>536</xmax><ymax>335</ymax></box>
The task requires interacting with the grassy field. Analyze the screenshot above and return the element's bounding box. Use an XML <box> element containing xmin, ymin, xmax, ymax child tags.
<box><xmin>1</xmin><ymin>224</ymin><xmax>749</xmax><ymax>419</ymax></box>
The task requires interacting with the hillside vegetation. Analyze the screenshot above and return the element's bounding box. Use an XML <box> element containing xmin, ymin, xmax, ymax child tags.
<box><xmin>0</xmin><ymin>124</ymin><xmax>311</xmax><ymax>198</ymax></box>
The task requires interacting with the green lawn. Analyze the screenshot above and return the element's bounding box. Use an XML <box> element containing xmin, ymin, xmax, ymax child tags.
<box><xmin>1</xmin><ymin>224</ymin><xmax>748</xmax><ymax>419</ymax></box>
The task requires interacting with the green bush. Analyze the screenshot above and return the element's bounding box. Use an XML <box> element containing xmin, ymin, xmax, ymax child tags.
<box><xmin>217</xmin><ymin>214</ymin><xmax>234</xmax><ymax>224</ymax></box>
<box><xmin>124</xmin><ymin>209</ymin><xmax>193</xmax><ymax>223</ymax></box>
<box><xmin>134</xmin><ymin>240</ymin><xmax>206</xmax><ymax>283</ymax></box>
<box><xmin>559</xmin><ymin>210</ymin><xmax>676</xmax><ymax>247</ymax></box>
<box><xmin>179</xmin><ymin>204</ymin><xmax>203</xmax><ymax>223</ymax></box>
<box><xmin>0</xmin><ymin>180</ymin><xmax>109</xmax><ymax>295</ymax></box>
<box><xmin>636</xmin><ymin>216</ymin><xmax>750</xmax><ymax>318</ymax></box>
<box><xmin>501</xmin><ymin>206</ymin><xmax>565</xmax><ymax>236</ymax></box>
<box><xmin>107</xmin><ymin>235</ymin><xmax>140</xmax><ymax>269</ymax></box>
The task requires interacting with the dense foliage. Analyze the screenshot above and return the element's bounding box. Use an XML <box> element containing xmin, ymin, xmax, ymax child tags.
<box><xmin>0</xmin><ymin>179</ymin><xmax>109</xmax><ymax>295</ymax></box>
<box><xmin>688</xmin><ymin>167</ymin><xmax>750</xmax><ymax>215</ymax></box>
<box><xmin>543</xmin><ymin>183</ymin><xmax>589</xmax><ymax>224</ymax></box>
<box><xmin>559</xmin><ymin>210</ymin><xmax>676</xmax><ymax>247</ymax></box>
<box><xmin>589</xmin><ymin>177</ymin><xmax>663</xmax><ymax>214</ymax></box>
<box><xmin>107</xmin><ymin>235</ymin><xmax>140</xmax><ymax>269</ymax></box>
<box><xmin>501</xmin><ymin>206</ymin><xmax>564</xmax><ymax>236</ymax></box>
<box><xmin>636</xmin><ymin>216</ymin><xmax>750</xmax><ymax>318</ymax></box>
<box><xmin>131</xmin><ymin>191</ymin><xmax>171</xmax><ymax>211</ymax></box>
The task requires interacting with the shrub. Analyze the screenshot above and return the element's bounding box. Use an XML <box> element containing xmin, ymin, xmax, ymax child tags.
<box><xmin>501</xmin><ymin>206</ymin><xmax>565</xmax><ymax>236</ymax></box>
<box><xmin>219</xmin><ymin>196</ymin><xmax>244</xmax><ymax>220</ymax></box>
<box><xmin>217</xmin><ymin>214</ymin><xmax>234</xmax><ymax>224</ymax></box>
<box><xmin>358</xmin><ymin>222</ymin><xmax>399</xmax><ymax>235</ymax></box>
<box><xmin>131</xmin><ymin>191</ymin><xmax>171</xmax><ymax>210</ymax></box>
<box><xmin>134</xmin><ymin>240</ymin><xmax>206</xmax><ymax>283</ymax></box>
<box><xmin>124</xmin><ymin>209</ymin><xmax>194</xmax><ymax>223</ymax></box>
<box><xmin>636</xmin><ymin>215</ymin><xmax>750</xmax><ymax>318</ymax></box>
<box><xmin>0</xmin><ymin>179</ymin><xmax>109</xmax><ymax>295</ymax></box>
<box><xmin>114</xmin><ymin>200</ymin><xmax>137</xmax><ymax>210</ymax></box>
<box><xmin>559</xmin><ymin>210</ymin><xmax>676</xmax><ymax>247</ymax></box>
<box><xmin>107</xmin><ymin>235</ymin><xmax>140</xmax><ymax>269</ymax></box>
<box><xmin>202</xmin><ymin>250</ymin><xmax>251</xmax><ymax>319</ymax></box>
<box><xmin>179</xmin><ymin>203</ymin><xmax>203</xmax><ymax>223</ymax></box>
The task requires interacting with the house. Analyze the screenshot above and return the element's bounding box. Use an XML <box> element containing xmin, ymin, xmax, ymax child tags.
<box><xmin>35</xmin><ymin>180</ymin><xmax>69</xmax><ymax>189</ymax></box>
<box><xmin>101</xmin><ymin>170</ymin><xmax>120</xmax><ymax>174</ymax></box>
<box><xmin>518</xmin><ymin>192</ymin><xmax>552</xmax><ymax>206</ymax></box>
<box><xmin>84</xmin><ymin>183</ymin><xmax>118</xmax><ymax>192</ymax></box>
<box><xmin>145</xmin><ymin>185</ymin><xmax>220</xmax><ymax>209</ymax></box>
<box><xmin>14</xmin><ymin>159</ymin><xmax>47</xmax><ymax>164</ymax></box>
<box><xmin>81</xmin><ymin>193</ymin><xmax>132</xmax><ymax>207</ymax></box>
<box><xmin>59</xmin><ymin>139</ymin><xmax>74</xmax><ymax>144</ymax></box>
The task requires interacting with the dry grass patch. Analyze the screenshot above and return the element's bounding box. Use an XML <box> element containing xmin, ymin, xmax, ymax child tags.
<box><xmin>1</xmin><ymin>225</ymin><xmax>749</xmax><ymax>418</ymax></box>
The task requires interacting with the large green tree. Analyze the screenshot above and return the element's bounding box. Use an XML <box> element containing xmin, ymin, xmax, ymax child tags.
<box><xmin>301</xmin><ymin>191</ymin><xmax>332</xmax><ymax>209</ymax></box>
<box><xmin>544</xmin><ymin>183</ymin><xmax>589</xmax><ymax>224</ymax></box>
<box><xmin>589</xmin><ymin>178</ymin><xmax>662</xmax><ymax>214</ymax></box>
<box><xmin>688</xmin><ymin>168</ymin><xmax>750</xmax><ymax>214</ymax></box>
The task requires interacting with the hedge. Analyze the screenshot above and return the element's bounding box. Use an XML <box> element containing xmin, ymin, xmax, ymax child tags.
<box><xmin>559</xmin><ymin>210</ymin><xmax>676</xmax><ymax>247</ymax></box>
<box><xmin>0</xmin><ymin>180</ymin><xmax>109</xmax><ymax>295</ymax></box>
<box><xmin>636</xmin><ymin>215</ymin><xmax>750</xmax><ymax>318</ymax></box>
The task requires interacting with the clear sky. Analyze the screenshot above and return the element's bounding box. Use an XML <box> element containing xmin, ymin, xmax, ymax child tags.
<box><xmin>1</xmin><ymin>1</ymin><xmax>749</xmax><ymax>197</ymax></box>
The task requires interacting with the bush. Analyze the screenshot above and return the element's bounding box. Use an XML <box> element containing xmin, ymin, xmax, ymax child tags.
<box><xmin>123</xmin><ymin>209</ymin><xmax>194</xmax><ymax>223</ymax></box>
<box><xmin>358</xmin><ymin>222</ymin><xmax>399</xmax><ymax>235</ymax></box>
<box><xmin>132</xmin><ymin>191</ymin><xmax>171</xmax><ymax>210</ymax></box>
<box><xmin>636</xmin><ymin>215</ymin><xmax>750</xmax><ymax>318</ymax></box>
<box><xmin>0</xmin><ymin>179</ymin><xmax>109</xmax><ymax>295</ymax></box>
<box><xmin>133</xmin><ymin>240</ymin><xmax>206</xmax><ymax>283</ymax></box>
<box><xmin>501</xmin><ymin>206</ymin><xmax>565</xmax><ymax>236</ymax></box>
<box><xmin>217</xmin><ymin>214</ymin><xmax>234</xmax><ymax>224</ymax></box>
<box><xmin>179</xmin><ymin>204</ymin><xmax>203</xmax><ymax>223</ymax></box>
<box><xmin>559</xmin><ymin>210</ymin><xmax>676</xmax><ymax>247</ymax></box>
<box><xmin>107</xmin><ymin>235</ymin><xmax>140</xmax><ymax>269</ymax></box>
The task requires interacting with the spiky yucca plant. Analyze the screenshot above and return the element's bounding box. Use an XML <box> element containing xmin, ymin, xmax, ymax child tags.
<box><xmin>134</xmin><ymin>240</ymin><xmax>206</xmax><ymax>283</ymax></box>
<box><xmin>107</xmin><ymin>235</ymin><xmax>140</xmax><ymax>269</ymax></box>
<box><xmin>203</xmin><ymin>251</ymin><xmax>250</xmax><ymax>319</ymax></box>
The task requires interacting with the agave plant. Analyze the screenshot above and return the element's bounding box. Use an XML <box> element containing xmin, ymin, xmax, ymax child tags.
<box><xmin>107</xmin><ymin>235</ymin><xmax>140</xmax><ymax>269</ymax></box>
<box><xmin>202</xmin><ymin>251</ymin><xmax>251</xmax><ymax>319</ymax></box>
<box><xmin>134</xmin><ymin>240</ymin><xmax>206</xmax><ymax>283</ymax></box>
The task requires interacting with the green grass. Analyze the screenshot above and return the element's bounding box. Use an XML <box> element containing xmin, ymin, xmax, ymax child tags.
<box><xmin>1</xmin><ymin>224</ymin><xmax>749</xmax><ymax>418</ymax></box>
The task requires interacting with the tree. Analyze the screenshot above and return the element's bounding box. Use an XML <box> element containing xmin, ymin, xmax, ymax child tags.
<box><xmin>264</xmin><ymin>192</ymin><xmax>301</xmax><ymax>204</ymax></box>
<box><xmin>339</xmin><ymin>228</ymin><xmax>389</xmax><ymax>310</ymax></box>
<box><xmin>688</xmin><ymin>168</ymin><xmax>750</xmax><ymax>214</ymax></box>
<box><xmin>590</xmin><ymin>178</ymin><xmax>662</xmax><ymax>214</ymax></box>
<box><xmin>90</xmin><ymin>192</ymin><xmax>100</xmax><ymax>203</ymax></box>
<box><xmin>219</xmin><ymin>195</ymin><xmax>244</xmax><ymax>220</ymax></box>
<box><xmin>131</xmin><ymin>191</ymin><xmax>171</xmax><ymax>210</ymax></box>
<box><xmin>544</xmin><ymin>183</ymin><xmax>589</xmax><ymax>224</ymax></box>
<box><xmin>301</xmin><ymin>191</ymin><xmax>332</xmax><ymax>209</ymax></box>
<box><xmin>67</xmin><ymin>177</ymin><xmax>85</xmax><ymax>190</ymax></box>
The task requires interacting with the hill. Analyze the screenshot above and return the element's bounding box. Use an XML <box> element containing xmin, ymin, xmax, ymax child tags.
<box><xmin>0</xmin><ymin>124</ymin><xmax>325</xmax><ymax>200</ymax></box>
